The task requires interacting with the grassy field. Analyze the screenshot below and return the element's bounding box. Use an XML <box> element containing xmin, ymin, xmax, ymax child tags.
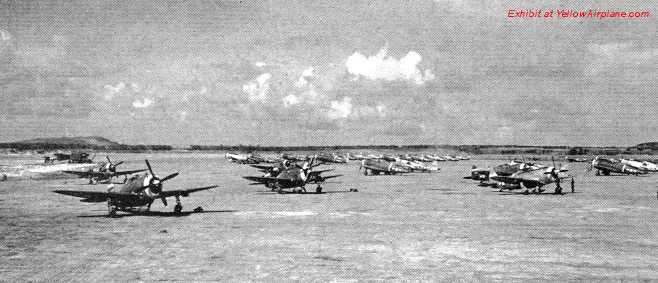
<box><xmin>1</xmin><ymin>152</ymin><xmax>656</xmax><ymax>281</ymax></box>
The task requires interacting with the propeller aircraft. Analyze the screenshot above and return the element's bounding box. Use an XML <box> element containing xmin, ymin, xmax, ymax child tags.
<box><xmin>243</xmin><ymin>156</ymin><xmax>341</xmax><ymax>193</ymax></box>
<box><xmin>588</xmin><ymin>156</ymin><xmax>648</xmax><ymax>176</ymax></box>
<box><xmin>63</xmin><ymin>156</ymin><xmax>147</xmax><ymax>184</ymax></box>
<box><xmin>490</xmin><ymin>157</ymin><xmax>571</xmax><ymax>194</ymax></box>
<box><xmin>54</xmin><ymin>160</ymin><xmax>217</xmax><ymax>216</ymax></box>
<box><xmin>620</xmin><ymin>158</ymin><xmax>658</xmax><ymax>172</ymax></box>
<box><xmin>359</xmin><ymin>158</ymin><xmax>410</xmax><ymax>175</ymax></box>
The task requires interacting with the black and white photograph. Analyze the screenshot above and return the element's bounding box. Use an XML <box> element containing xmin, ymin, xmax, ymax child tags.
<box><xmin>0</xmin><ymin>0</ymin><xmax>656</xmax><ymax>281</ymax></box>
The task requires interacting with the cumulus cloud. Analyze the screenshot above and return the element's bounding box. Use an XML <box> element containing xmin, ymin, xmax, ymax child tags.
<box><xmin>327</xmin><ymin>97</ymin><xmax>353</xmax><ymax>120</ymax></box>
<box><xmin>282</xmin><ymin>94</ymin><xmax>301</xmax><ymax>107</ymax></box>
<box><xmin>242</xmin><ymin>73</ymin><xmax>272</xmax><ymax>102</ymax></box>
<box><xmin>132</xmin><ymin>98</ymin><xmax>153</xmax><ymax>108</ymax></box>
<box><xmin>103</xmin><ymin>82</ymin><xmax>126</xmax><ymax>100</ymax></box>
<box><xmin>345</xmin><ymin>47</ymin><xmax>435</xmax><ymax>84</ymax></box>
<box><xmin>294</xmin><ymin>67</ymin><xmax>314</xmax><ymax>88</ymax></box>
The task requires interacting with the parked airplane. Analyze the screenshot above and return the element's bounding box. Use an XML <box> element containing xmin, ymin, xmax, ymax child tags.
<box><xmin>493</xmin><ymin>160</ymin><xmax>544</xmax><ymax>176</ymax></box>
<box><xmin>62</xmin><ymin>156</ymin><xmax>146</xmax><ymax>184</ymax></box>
<box><xmin>346</xmin><ymin>153</ymin><xmax>366</xmax><ymax>160</ymax></box>
<box><xmin>464</xmin><ymin>165</ymin><xmax>491</xmax><ymax>181</ymax></box>
<box><xmin>396</xmin><ymin>159</ymin><xmax>440</xmax><ymax>173</ymax></box>
<box><xmin>621</xmin><ymin>159</ymin><xmax>658</xmax><ymax>172</ymax></box>
<box><xmin>491</xmin><ymin>164</ymin><xmax>571</xmax><ymax>194</ymax></box>
<box><xmin>281</xmin><ymin>153</ymin><xmax>309</xmax><ymax>162</ymax></box>
<box><xmin>359</xmin><ymin>158</ymin><xmax>409</xmax><ymax>175</ymax></box>
<box><xmin>225</xmin><ymin>152</ymin><xmax>270</xmax><ymax>164</ymax></box>
<box><xmin>45</xmin><ymin>151</ymin><xmax>95</xmax><ymax>164</ymax></box>
<box><xmin>316</xmin><ymin>152</ymin><xmax>348</xmax><ymax>163</ymax></box>
<box><xmin>425</xmin><ymin>154</ymin><xmax>445</xmax><ymax>161</ymax></box>
<box><xmin>589</xmin><ymin>157</ymin><xmax>648</xmax><ymax>175</ymax></box>
<box><xmin>54</xmin><ymin>160</ymin><xmax>217</xmax><ymax>216</ymax></box>
<box><xmin>243</xmin><ymin>157</ymin><xmax>341</xmax><ymax>193</ymax></box>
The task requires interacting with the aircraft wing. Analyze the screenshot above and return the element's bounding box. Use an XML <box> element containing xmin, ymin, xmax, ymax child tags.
<box><xmin>62</xmin><ymin>170</ymin><xmax>100</xmax><ymax>178</ymax></box>
<box><xmin>159</xmin><ymin>185</ymin><xmax>218</xmax><ymax>198</ymax></box>
<box><xmin>311</xmin><ymin>174</ymin><xmax>342</xmax><ymax>183</ymax></box>
<box><xmin>362</xmin><ymin>165</ymin><xmax>383</xmax><ymax>171</ymax></box>
<box><xmin>308</xmin><ymin>169</ymin><xmax>334</xmax><ymax>176</ymax></box>
<box><xmin>243</xmin><ymin>176</ymin><xmax>280</xmax><ymax>184</ymax></box>
<box><xmin>249</xmin><ymin>164</ymin><xmax>275</xmax><ymax>171</ymax></box>
<box><xmin>242</xmin><ymin>176</ymin><xmax>296</xmax><ymax>187</ymax></box>
<box><xmin>53</xmin><ymin>190</ymin><xmax>137</xmax><ymax>203</ymax></box>
<box><xmin>112</xmin><ymin>169</ymin><xmax>148</xmax><ymax>176</ymax></box>
<box><xmin>490</xmin><ymin>175</ymin><xmax>523</xmax><ymax>184</ymax></box>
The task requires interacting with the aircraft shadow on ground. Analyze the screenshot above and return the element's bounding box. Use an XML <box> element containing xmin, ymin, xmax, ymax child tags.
<box><xmin>254</xmin><ymin>190</ymin><xmax>356</xmax><ymax>195</ymax></box>
<box><xmin>496</xmin><ymin>191</ymin><xmax>578</xmax><ymax>196</ymax></box>
<box><xmin>77</xmin><ymin>210</ymin><xmax>238</xmax><ymax>218</ymax></box>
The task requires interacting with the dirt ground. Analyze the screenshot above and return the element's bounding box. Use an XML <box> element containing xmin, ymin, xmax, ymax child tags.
<box><xmin>1</xmin><ymin>152</ymin><xmax>656</xmax><ymax>281</ymax></box>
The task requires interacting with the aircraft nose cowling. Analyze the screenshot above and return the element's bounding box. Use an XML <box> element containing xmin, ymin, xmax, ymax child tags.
<box><xmin>151</xmin><ymin>184</ymin><xmax>162</xmax><ymax>194</ymax></box>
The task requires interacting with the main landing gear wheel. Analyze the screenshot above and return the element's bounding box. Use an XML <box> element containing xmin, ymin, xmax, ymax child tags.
<box><xmin>174</xmin><ymin>196</ymin><xmax>182</xmax><ymax>213</ymax></box>
<box><xmin>107</xmin><ymin>202</ymin><xmax>117</xmax><ymax>217</ymax></box>
<box><xmin>316</xmin><ymin>185</ymin><xmax>322</xmax><ymax>193</ymax></box>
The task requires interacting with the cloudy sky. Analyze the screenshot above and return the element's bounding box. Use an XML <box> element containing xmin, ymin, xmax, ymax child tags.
<box><xmin>0</xmin><ymin>0</ymin><xmax>655</xmax><ymax>146</ymax></box>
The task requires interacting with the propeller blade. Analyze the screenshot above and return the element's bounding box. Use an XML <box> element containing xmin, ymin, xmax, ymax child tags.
<box><xmin>145</xmin><ymin>159</ymin><xmax>155</xmax><ymax>176</ymax></box>
<box><xmin>161</xmin><ymin>197</ymin><xmax>168</xmax><ymax>206</ymax></box>
<box><xmin>106</xmin><ymin>156</ymin><xmax>111</xmax><ymax>163</ymax></box>
<box><xmin>114</xmin><ymin>161</ymin><xmax>124</xmax><ymax>167</ymax></box>
<box><xmin>160</xmin><ymin>172</ymin><xmax>179</xmax><ymax>182</ymax></box>
<box><xmin>552</xmin><ymin>156</ymin><xmax>556</xmax><ymax>168</ymax></box>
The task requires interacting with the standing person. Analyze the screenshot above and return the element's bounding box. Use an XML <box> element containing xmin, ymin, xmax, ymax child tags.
<box><xmin>571</xmin><ymin>178</ymin><xmax>575</xmax><ymax>193</ymax></box>
<box><xmin>551</xmin><ymin>168</ymin><xmax>562</xmax><ymax>194</ymax></box>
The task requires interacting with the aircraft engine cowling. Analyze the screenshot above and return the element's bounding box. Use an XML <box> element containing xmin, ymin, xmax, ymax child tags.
<box><xmin>142</xmin><ymin>175</ymin><xmax>163</xmax><ymax>197</ymax></box>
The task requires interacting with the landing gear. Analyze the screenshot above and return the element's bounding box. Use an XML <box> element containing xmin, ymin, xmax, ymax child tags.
<box><xmin>316</xmin><ymin>185</ymin><xmax>323</xmax><ymax>193</ymax></box>
<box><xmin>174</xmin><ymin>196</ymin><xmax>182</xmax><ymax>213</ymax></box>
<box><xmin>363</xmin><ymin>169</ymin><xmax>369</xmax><ymax>176</ymax></box>
<box><xmin>107</xmin><ymin>201</ymin><xmax>117</xmax><ymax>217</ymax></box>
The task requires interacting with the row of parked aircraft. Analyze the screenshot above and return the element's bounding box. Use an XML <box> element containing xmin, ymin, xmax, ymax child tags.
<box><xmin>465</xmin><ymin>156</ymin><xmax>658</xmax><ymax>194</ymax></box>
<box><xmin>225</xmin><ymin>152</ymin><xmax>470</xmax><ymax>164</ymax></box>
<box><xmin>5</xmin><ymin>149</ymin><xmax>655</xmax><ymax>216</ymax></box>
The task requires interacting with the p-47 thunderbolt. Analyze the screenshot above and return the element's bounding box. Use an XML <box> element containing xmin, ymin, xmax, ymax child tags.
<box><xmin>589</xmin><ymin>156</ymin><xmax>648</xmax><ymax>176</ymax></box>
<box><xmin>63</xmin><ymin>156</ymin><xmax>147</xmax><ymax>184</ymax></box>
<box><xmin>359</xmin><ymin>158</ymin><xmax>410</xmax><ymax>175</ymax></box>
<box><xmin>620</xmin><ymin>159</ymin><xmax>658</xmax><ymax>172</ymax></box>
<box><xmin>54</xmin><ymin>160</ymin><xmax>217</xmax><ymax>216</ymax></box>
<box><xmin>243</xmin><ymin>157</ymin><xmax>341</xmax><ymax>193</ymax></box>
<box><xmin>490</xmin><ymin>165</ymin><xmax>571</xmax><ymax>194</ymax></box>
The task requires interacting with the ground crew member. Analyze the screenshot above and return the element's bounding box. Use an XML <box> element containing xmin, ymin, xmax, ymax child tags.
<box><xmin>571</xmin><ymin>178</ymin><xmax>575</xmax><ymax>193</ymax></box>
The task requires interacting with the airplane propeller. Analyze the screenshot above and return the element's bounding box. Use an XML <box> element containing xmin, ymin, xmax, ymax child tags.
<box><xmin>142</xmin><ymin>159</ymin><xmax>179</xmax><ymax>206</ymax></box>
<box><xmin>105</xmin><ymin>156</ymin><xmax>124</xmax><ymax>173</ymax></box>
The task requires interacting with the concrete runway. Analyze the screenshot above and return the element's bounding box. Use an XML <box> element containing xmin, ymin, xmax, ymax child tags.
<box><xmin>1</xmin><ymin>152</ymin><xmax>656</xmax><ymax>281</ymax></box>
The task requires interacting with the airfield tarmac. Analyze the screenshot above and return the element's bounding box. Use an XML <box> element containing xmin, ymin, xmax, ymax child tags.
<box><xmin>0</xmin><ymin>152</ymin><xmax>656</xmax><ymax>281</ymax></box>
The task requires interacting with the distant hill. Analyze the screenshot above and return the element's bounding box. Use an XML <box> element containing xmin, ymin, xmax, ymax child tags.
<box><xmin>0</xmin><ymin>136</ymin><xmax>172</xmax><ymax>151</ymax></box>
<box><xmin>14</xmin><ymin>136</ymin><xmax>121</xmax><ymax>147</ymax></box>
